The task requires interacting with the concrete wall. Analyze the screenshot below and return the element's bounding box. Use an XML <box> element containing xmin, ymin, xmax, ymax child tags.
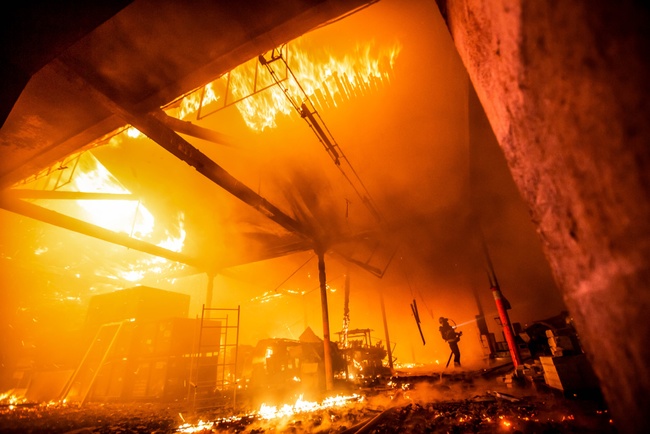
<box><xmin>435</xmin><ymin>1</ymin><xmax>650</xmax><ymax>432</ymax></box>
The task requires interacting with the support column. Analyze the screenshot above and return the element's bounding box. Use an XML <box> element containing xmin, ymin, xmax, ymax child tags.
<box><xmin>317</xmin><ymin>250</ymin><xmax>334</xmax><ymax>391</ymax></box>
<box><xmin>492</xmin><ymin>285</ymin><xmax>521</xmax><ymax>368</ymax></box>
<box><xmin>379</xmin><ymin>288</ymin><xmax>394</xmax><ymax>371</ymax></box>
<box><xmin>206</xmin><ymin>273</ymin><xmax>215</xmax><ymax>310</ymax></box>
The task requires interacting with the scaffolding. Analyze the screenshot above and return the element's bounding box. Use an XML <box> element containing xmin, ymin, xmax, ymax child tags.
<box><xmin>188</xmin><ymin>305</ymin><xmax>240</xmax><ymax>412</ymax></box>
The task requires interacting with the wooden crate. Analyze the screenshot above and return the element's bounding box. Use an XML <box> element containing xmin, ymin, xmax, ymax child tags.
<box><xmin>539</xmin><ymin>354</ymin><xmax>599</xmax><ymax>392</ymax></box>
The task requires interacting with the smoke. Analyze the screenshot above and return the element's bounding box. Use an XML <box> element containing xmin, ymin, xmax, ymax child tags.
<box><xmin>273</xmin><ymin>165</ymin><xmax>349</xmax><ymax>249</ymax></box>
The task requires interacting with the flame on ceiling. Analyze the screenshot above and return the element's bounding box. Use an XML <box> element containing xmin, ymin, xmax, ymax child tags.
<box><xmin>14</xmin><ymin>150</ymin><xmax>187</xmax><ymax>284</ymax></box>
<box><xmin>167</xmin><ymin>37</ymin><xmax>401</xmax><ymax>131</ymax></box>
<box><xmin>10</xmin><ymin>36</ymin><xmax>399</xmax><ymax>288</ymax></box>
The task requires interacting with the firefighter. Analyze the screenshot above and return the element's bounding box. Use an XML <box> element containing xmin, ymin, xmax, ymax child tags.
<box><xmin>439</xmin><ymin>317</ymin><xmax>462</xmax><ymax>367</ymax></box>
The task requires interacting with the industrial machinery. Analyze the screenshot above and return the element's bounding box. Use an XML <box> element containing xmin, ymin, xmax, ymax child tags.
<box><xmin>336</xmin><ymin>328</ymin><xmax>391</xmax><ymax>386</ymax></box>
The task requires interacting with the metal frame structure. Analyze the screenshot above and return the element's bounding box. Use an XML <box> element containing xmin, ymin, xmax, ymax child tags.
<box><xmin>188</xmin><ymin>305</ymin><xmax>241</xmax><ymax>412</ymax></box>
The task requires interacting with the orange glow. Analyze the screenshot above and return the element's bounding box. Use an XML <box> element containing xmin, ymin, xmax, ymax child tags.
<box><xmin>63</xmin><ymin>153</ymin><xmax>187</xmax><ymax>283</ymax></box>
<box><xmin>29</xmin><ymin>151</ymin><xmax>155</xmax><ymax>238</ymax></box>
<box><xmin>74</xmin><ymin>161</ymin><xmax>153</xmax><ymax>237</ymax></box>
<box><xmin>0</xmin><ymin>0</ymin><xmax>577</xmax><ymax>397</ymax></box>
<box><xmin>19</xmin><ymin>150</ymin><xmax>188</xmax><ymax>284</ymax></box>
<box><xmin>125</xmin><ymin>126</ymin><xmax>143</xmax><ymax>139</ymax></box>
<box><xmin>176</xmin><ymin>420</ymin><xmax>215</xmax><ymax>433</ymax></box>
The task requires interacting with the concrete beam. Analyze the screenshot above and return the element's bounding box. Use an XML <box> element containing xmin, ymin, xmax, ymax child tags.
<box><xmin>0</xmin><ymin>196</ymin><xmax>205</xmax><ymax>270</ymax></box>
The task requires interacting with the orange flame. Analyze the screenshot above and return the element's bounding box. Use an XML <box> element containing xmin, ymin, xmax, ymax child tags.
<box><xmin>259</xmin><ymin>393</ymin><xmax>362</xmax><ymax>420</ymax></box>
<box><xmin>167</xmin><ymin>38</ymin><xmax>401</xmax><ymax>132</ymax></box>
<box><xmin>176</xmin><ymin>393</ymin><xmax>361</xmax><ymax>432</ymax></box>
<box><xmin>0</xmin><ymin>392</ymin><xmax>26</xmax><ymax>407</ymax></box>
<box><xmin>21</xmin><ymin>150</ymin><xmax>187</xmax><ymax>284</ymax></box>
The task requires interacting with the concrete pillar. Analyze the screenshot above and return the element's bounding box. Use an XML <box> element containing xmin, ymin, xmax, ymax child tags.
<box><xmin>435</xmin><ymin>1</ymin><xmax>650</xmax><ymax>432</ymax></box>
<box><xmin>317</xmin><ymin>250</ymin><xmax>334</xmax><ymax>391</ymax></box>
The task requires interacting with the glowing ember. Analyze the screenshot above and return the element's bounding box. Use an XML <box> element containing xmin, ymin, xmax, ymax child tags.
<box><xmin>0</xmin><ymin>392</ymin><xmax>26</xmax><ymax>407</ymax></box>
<box><xmin>15</xmin><ymin>148</ymin><xmax>188</xmax><ymax>285</ymax></box>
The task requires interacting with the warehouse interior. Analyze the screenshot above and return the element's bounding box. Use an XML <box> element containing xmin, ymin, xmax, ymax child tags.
<box><xmin>0</xmin><ymin>1</ymin><xmax>647</xmax><ymax>433</ymax></box>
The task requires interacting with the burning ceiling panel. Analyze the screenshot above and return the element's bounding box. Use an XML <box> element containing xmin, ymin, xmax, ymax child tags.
<box><xmin>0</xmin><ymin>0</ymin><xmax>376</xmax><ymax>189</ymax></box>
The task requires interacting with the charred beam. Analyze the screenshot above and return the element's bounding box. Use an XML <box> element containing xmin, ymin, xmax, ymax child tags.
<box><xmin>3</xmin><ymin>189</ymin><xmax>136</xmax><ymax>201</ymax></box>
<box><xmin>0</xmin><ymin>196</ymin><xmax>206</xmax><ymax>270</ymax></box>
<box><xmin>150</xmin><ymin>111</ymin><xmax>236</xmax><ymax>147</ymax></box>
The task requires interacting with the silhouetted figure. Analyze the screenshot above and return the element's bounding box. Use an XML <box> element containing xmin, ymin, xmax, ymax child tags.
<box><xmin>439</xmin><ymin>317</ymin><xmax>462</xmax><ymax>367</ymax></box>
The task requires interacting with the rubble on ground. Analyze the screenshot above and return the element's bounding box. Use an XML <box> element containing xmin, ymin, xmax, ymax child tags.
<box><xmin>0</xmin><ymin>367</ymin><xmax>615</xmax><ymax>433</ymax></box>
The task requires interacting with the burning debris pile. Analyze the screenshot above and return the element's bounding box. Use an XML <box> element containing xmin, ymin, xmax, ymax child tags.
<box><xmin>173</xmin><ymin>375</ymin><xmax>616</xmax><ymax>433</ymax></box>
<box><xmin>0</xmin><ymin>369</ymin><xmax>614</xmax><ymax>433</ymax></box>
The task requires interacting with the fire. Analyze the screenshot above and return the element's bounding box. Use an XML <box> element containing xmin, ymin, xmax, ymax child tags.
<box><xmin>175</xmin><ymin>393</ymin><xmax>362</xmax><ymax>432</ymax></box>
<box><xmin>174</xmin><ymin>83</ymin><xmax>219</xmax><ymax>121</ymax></box>
<box><xmin>67</xmin><ymin>153</ymin><xmax>187</xmax><ymax>282</ymax></box>
<box><xmin>0</xmin><ymin>392</ymin><xmax>26</xmax><ymax>407</ymax></box>
<box><xmin>33</xmin><ymin>151</ymin><xmax>156</xmax><ymax>238</ymax></box>
<box><xmin>257</xmin><ymin>394</ymin><xmax>362</xmax><ymax>420</ymax></box>
<box><xmin>176</xmin><ymin>420</ymin><xmax>214</xmax><ymax>433</ymax></box>
<box><xmin>250</xmin><ymin>282</ymin><xmax>338</xmax><ymax>304</ymax></box>
<box><xmin>17</xmin><ymin>149</ymin><xmax>188</xmax><ymax>284</ymax></box>
<box><xmin>166</xmin><ymin>38</ymin><xmax>401</xmax><ymax>132</ymax></box>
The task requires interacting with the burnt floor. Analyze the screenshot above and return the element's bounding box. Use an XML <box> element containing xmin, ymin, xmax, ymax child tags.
<box><xmin>0</xmin><ymin>366</ymin><xmax>615</xmax><ymax>433</ymax></box>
